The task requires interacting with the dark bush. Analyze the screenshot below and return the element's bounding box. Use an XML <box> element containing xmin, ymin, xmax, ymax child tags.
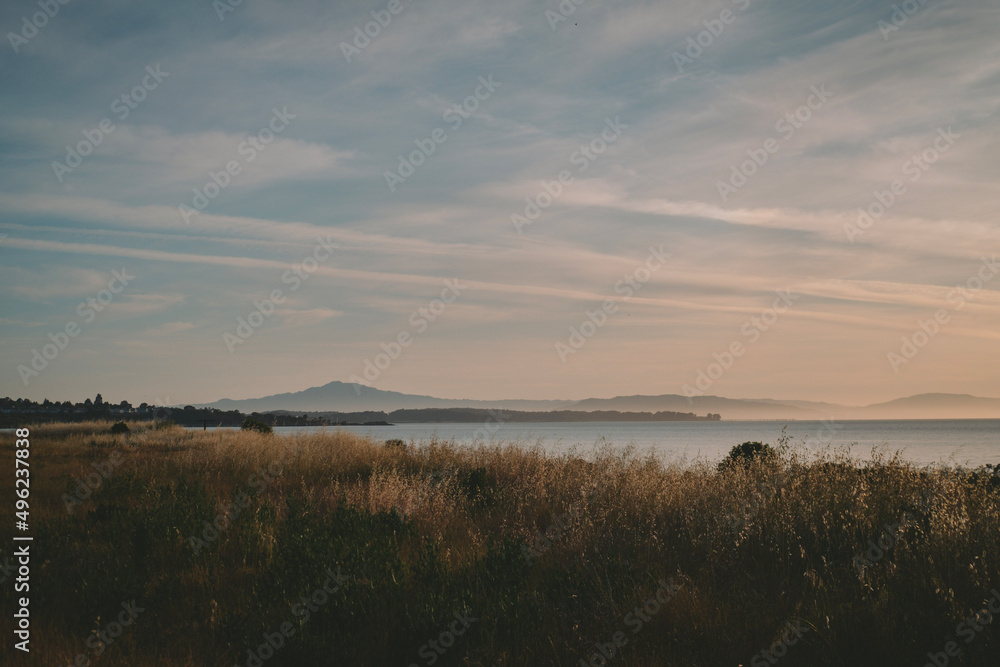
<box><xmin>109</xmin><ymin>421</ymin><xmax>130</xmax><ymax>435</ymax></box>
<box><xmin>241</xmin><ymin>418</ymin><xmax>273</xmax><ymax>434</ymax></box>
<box><xmin>718</xmin><ymin>441</ymin><xmax>778</xmax><ymax>471</ymax></box>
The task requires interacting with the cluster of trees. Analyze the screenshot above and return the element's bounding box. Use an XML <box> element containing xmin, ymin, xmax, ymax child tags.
<box><xmin>2</xmin><ymin>396</ymin><xmax>724</xmax><ymax>428</ymax></box>
<box><xmin>157</xmin><ymin>405</ymin><xmax>326</xmax><ymax>428</ymax></box>
<box><xmin>0</xmin><ymin>395</ymin><xmax>324</xmax><ymax>428</ymax></box>
<box><xmin>0</xmin><ymin>395</ymin><xmax>151</xmax><ymax>427</ymax></box>
<box><xmin>1</xmin><ymin>393</ymin><xmax>140</xmax><ymax>413</ymax></box>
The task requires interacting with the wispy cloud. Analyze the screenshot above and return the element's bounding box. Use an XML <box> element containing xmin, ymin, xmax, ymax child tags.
<box><xmin>1</xmin><ymin>0</ymin><xmax>997</xmax><ymax>404</ymax></box>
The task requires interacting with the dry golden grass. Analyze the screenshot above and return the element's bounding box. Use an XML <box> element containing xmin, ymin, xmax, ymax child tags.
<box><xmin>1</xmin><ymin>422</ymin><xmax>998</xmax><ymax>666</ymax></box>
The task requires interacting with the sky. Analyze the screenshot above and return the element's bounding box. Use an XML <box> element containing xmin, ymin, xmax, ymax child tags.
<box><xmin>0</xmin><ymin>0</ymin><xmax>998</xmax><ymax>407</ymax></box>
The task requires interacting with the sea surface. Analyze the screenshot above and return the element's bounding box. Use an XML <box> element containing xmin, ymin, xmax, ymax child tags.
<box><xmin>259</xmin><ymin>419</ymin><xmax>1000</xmax><ymax>467</ymax></box>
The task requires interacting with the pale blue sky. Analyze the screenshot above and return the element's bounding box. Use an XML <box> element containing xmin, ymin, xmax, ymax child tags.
<box><xmin>1</xmin><ymin>0</ymin><xmax>998</xmax><ymax>405</ymax></box>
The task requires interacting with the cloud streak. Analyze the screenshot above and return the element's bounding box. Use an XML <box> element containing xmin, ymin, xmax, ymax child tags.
<box><xmin>0</xmin><ymin>0</ymin><xmax>997</xmax><ymax>405</ymax></box>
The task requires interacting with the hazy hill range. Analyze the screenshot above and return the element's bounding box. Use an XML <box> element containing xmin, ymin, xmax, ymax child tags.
<box><xmin>569</xmin><ymin>395</ymin><xmax>822</xmax><ymax>420</ymax></box>
<box><xmin>857</xmin><ymin>394</ymin><xmax>1000</xmax><ymax>419</ymax></box>
<box><xmin>267</xmin><ymin>408</ymin><xmax>717</xmax><ymax>424</ymax></box>
<box><xmin>203</xmin><ymin>382</ymin><xmax>1000</xmax><ymax>420</ymax></box>
<box><xmin>206</xmin><ymin>381</ymin><xmax>572</xmax><ymax>413</ymax></box>
<box><xmin>547</xmin><ymin>393</ymin><xmax>1000</xmax><ymax>420</ymax></box>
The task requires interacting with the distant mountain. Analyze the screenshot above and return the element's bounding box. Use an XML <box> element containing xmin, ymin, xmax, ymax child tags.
<box><xmin>202</xmin><ymin>383</ymin><xmax>1000</xmax><ymax>420</ymax></box>
<box><xmin>747</xmin><ymin>398</ymin><xmax>855</xmax><ymax>413</ymax></box>
<box><xmin>288</xmin><ymin>408</ymin><xmax>718</xmax><ymax>424</ymax></box>
<box><xmin>205</xmin><ymin>381</ymin><xmax>572</xmax><ymax>413</ymax></box>
<box><xmin>858</xmin><ymin>393</ymin><xmax>1000</xmax><ymax>419</ymax></box>
<box><xmin>569</xmin><ymin>394</ymin><xmax>822</xmax><ymax>419</ymax></box>
<box><xmin>570</xmin><ymin>393</ymin><xmax>1000</xmax><ymax>420</ymax></box>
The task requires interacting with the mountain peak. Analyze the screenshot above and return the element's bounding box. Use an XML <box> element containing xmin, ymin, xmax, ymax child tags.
<box><xmin>202</xmin><ymin>384</ymin><xmax>1000</xmax><ymax>420</ymax></box>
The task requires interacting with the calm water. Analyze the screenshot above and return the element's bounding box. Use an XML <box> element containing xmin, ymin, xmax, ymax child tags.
<box><xmin>260</xmin><ymin>419</ymin><xmax>1000</xmax><ymax>467</ymax></box>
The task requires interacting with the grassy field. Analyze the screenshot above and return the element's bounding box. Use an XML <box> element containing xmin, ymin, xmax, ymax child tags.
<box><xmin>2</xmin><ymin>422</ymin><xmax>999</xmax><ymax>666</ymax></box>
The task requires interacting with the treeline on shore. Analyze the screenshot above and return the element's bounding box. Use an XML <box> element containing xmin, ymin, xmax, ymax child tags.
<box><xmin>0</xmin><ymin>396</ymin><xmax>325</xmax><ymax>428</ymax></box>
<box><xmin>3</xmin><ymin>395</ymin><xmax>722</xmax><ymax>427</ymax></box>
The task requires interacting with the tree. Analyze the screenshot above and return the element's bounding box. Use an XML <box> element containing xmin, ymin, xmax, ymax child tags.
<box><xmin>718</xmin><ymin>441</ymin><xmax>778</xmax><ymax>472</ymax></box>
<box><xmin>241</xmin><ymin>418</ymin><xmax>273</xmax><ymax>435</ymax></box>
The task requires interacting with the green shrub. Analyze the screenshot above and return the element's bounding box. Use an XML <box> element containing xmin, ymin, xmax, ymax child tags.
<box><xmin>718</xmin><ymin>440</ymin><xmax>777</xmax><ymax>471</ymax></box>
<box><xmin>109</xmin><ymin>421</ymin><xmax>130</xmax><ymax>435</ymax></box>
<box><xmin>241</xmin><ymin>417</ymin><xmax>273</xmax><ymax>434</ymax></box>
